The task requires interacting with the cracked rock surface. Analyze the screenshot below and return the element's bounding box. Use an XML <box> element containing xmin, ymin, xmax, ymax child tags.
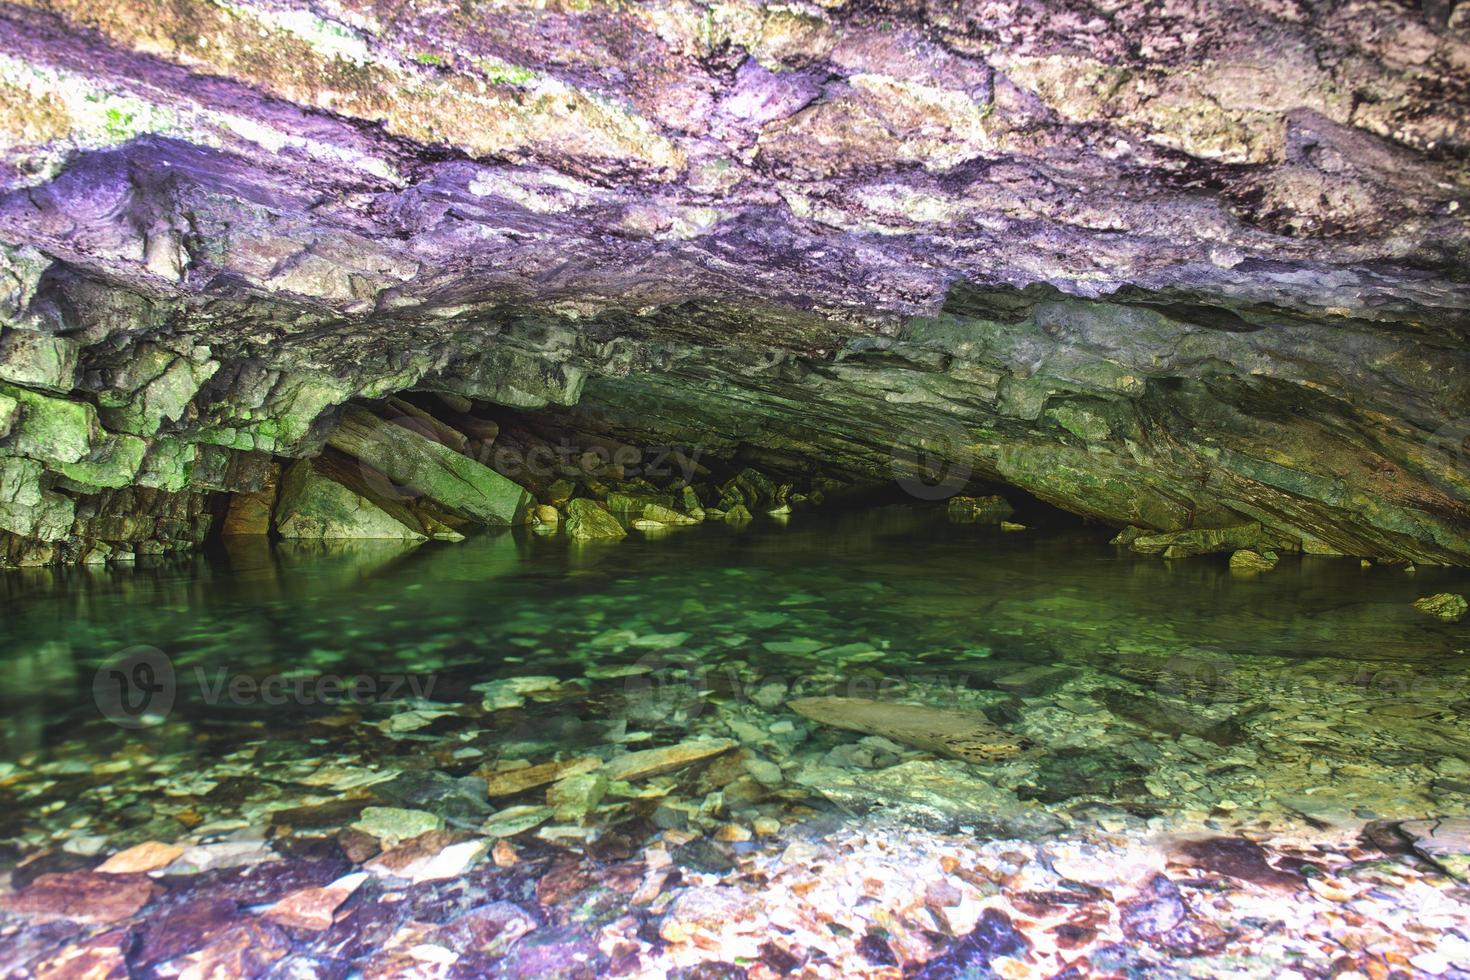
<box><xmin>0</xmin><ymin>0</ymin><xmax>1466</xmax><ymax>562</ymax></box>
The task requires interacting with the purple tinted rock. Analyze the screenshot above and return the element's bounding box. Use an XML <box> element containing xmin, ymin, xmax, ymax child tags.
<box><xmin>135</xmin><ymin>897</ymin><xmax>241</xmax><ymax>969</ymax></box>
<box><xmin>1120</xmin><ymin>873</ymin><xmax>1187</xmax><ymax>940</ymax></box>
<box><xmin>909</xmin><ymin>908</ymin><xmax>1030</xmax><ymax>978</ymax></box>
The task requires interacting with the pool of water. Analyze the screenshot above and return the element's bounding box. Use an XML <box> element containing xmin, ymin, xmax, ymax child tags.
<box><xmin>2</xmin><ymin>505</ymin><xmax>1469</xmax><ymax>849</ymax></box>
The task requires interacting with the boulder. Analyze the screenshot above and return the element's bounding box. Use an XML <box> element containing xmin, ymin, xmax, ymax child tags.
<box><xmin>564</xmin><ymin>498</ymin><xmax>626</xmax><ymax>541</ymax></box>
<box><xmin>1130</xmin><ymin>524</ymin><xmax>1263</xmax><ymax>558</ymax></box>
<box><xmin>946</xmin><ymin>494</ymin><xmax>1015</xmax><ymax>523</ymax></box>
<box><xmin>273</xmin><ymin>458</ymin><xmax>424</xmax><ymax>539</ymax></box>
<box><xmin>327</xmin><ymin>404</ymin><xmax>531</xmax><ymax>526</ymax></box>
<box><xmin>1413</xmin><ymin>593</ymin><xmax>1468</xmax><ymax>623</ymax></box>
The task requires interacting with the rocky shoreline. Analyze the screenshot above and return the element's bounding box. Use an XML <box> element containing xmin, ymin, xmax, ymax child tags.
<box><xmin>3</xmin><ymin>801</ymin><xmax>1468</xmax><ymax>978</ymax></box>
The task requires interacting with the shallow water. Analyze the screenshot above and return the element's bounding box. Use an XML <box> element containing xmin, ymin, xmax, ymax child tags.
<box><xmin>2</xmin><ymin>505</ymin><xmax>1468</xmax><ymax>842</ymax></box>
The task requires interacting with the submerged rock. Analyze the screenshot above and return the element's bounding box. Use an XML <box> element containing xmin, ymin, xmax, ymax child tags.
<box><xmin>1399</xmin><ymin>818</ymin><xmax>1470</xmax><ymax>881</ymax></box>
<box><xmin>794</xmin><ymin>760</ymin><xmax>1065</xmax><ymax>837</ymax></box>
<box><xmin>482</xmin><ymin>757</ymin><xmax>601</xmax><ymax>798</ymax></box>
<box><xmin>787</xmin><ymin>696</ymin><xmax>1027</xmax><ymax>763</ymax></box>
<box><xmin>602</xmin><ymin>739</ymin><xmax>736</xmax><ymax>781</ymax></box>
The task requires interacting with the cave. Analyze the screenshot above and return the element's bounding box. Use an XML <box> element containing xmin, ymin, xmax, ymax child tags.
<box><xmin>1</xmin><ymin>0</ymin><xmax>1469</xmax><ymax>975</ymax></box>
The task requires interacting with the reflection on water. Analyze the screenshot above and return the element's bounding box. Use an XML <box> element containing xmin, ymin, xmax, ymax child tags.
<box><xmin>2</xmin><ymin>505</ymin><xmax>1468</xmax><ymax>832</ymax></box>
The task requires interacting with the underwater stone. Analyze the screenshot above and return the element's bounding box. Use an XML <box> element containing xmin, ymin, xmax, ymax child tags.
<box><xmin>796</xmin><ymin>760</ymin><xmax>1065</xmax><ymax>837</ymax></box>
<box><xmin>602</xmin><ymin>739</ymin><xmax>736</xmax><ymax>781</ymax></box>
<box><xmin>787</xmin><ymin>696</ymin><xmax>1027</xmax><ymax>763</ymax></box>
<box><xmin>351</xmin><ymin>806</ymin><xmax>445</xmax><ymax>844</ymax></box>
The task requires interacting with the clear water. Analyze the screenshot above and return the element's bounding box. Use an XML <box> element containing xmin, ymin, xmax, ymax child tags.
<box><xmin>3</xmin><ymin>505</ymin><xmax>1468</xmax><ymax>845</ymax></box>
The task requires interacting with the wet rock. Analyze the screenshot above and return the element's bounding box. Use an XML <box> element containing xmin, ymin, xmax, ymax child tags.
<box><xmin>327</xmin><ymin>404</ymin><xmax>532</xmax><ymax>526</ymax></box>
<box><xmin>22</xmin><ymin>926</ymin><xmax>129</xmax><ymax>978</ymax></box>
<box><xmin>1413</xmin><ymin>593</ymin><xmax>1468</xmax><ymax>623</ymax></box>
<box><xmin>856</xmin><ymin>932</ymin><xmax>898</xmax><ymax>967</ymax></box>
<box><xmin>482</xmin><ymin>757</ymin><xmax>602</xmax><ymax>798</ymax></box>
<box><xmin>365</xmin><ymin>831</ymin><xmax>489</xmax><ymax>884</ymax></box>
<box><xmin>162</xmin><ymin>920</ymin><xmax>292</xmax><ymax>979</ymax></box>
<box><xmin>1130</xmin><ymin>524</ymin><xmax>1263</xmax><ymax>559</ymax></box>
<box><xmin>484</xmin><ymin>922</ymin><xmax>605</xmax><ymax>979</ymax></box>
<box><xmin>565</xmin><ymin>498</ymin><xmax>626</xmax><ymax>541</ymax></box>
<box><xmin>795</xmin><ymin>760</ymin><xmax>1065</xmax><ymax>837</ymax></box>
<box><xmin>0</xmin><ymin>871</ymin><xmax>158</xmax><ymax>923</ymax></box>
<box><xmin>481</xmin><ymin>805</ymin><xmax>555</xmax><ymax>838</ymax></box>
<box><xmin>94</xmin><ymin>840</ymin><xmax>183</xmax><ymax>874</ymax></box>
<box><xmin>602</xmin><ymin>740</ymin><xmax>736</xmax><ymax>781</ymax></box>
<box><xmin>787</xmin><ymin>696</ymin><xmax>1026</xmax><ymax>763</ymax></box>
<box><xmin>273</xmin><ymin>457</ymin><xmax>425</xmax><ymax>540</ymax></box>
<box><xmin>350</xmin><ymin>806</ymin><xmax>445</xmax><ymax>844</ymax></box>
<box><xmin>547</xmin><ymin>772</ymin><xmax>608</xmax><ymax>822</ymax></box>
<box><xmin>135</xmin><ymin>897</ymin><xmax>242</xmax><ymax>967</ymax></box>
<box><xmin>945</xmin><ymin>495</ymin><xmax>1014</xmax><ymax>523</ymax></box>
<box><xmin>660</xmin><ymin>886</ymin><xmax>762</xmax><ymax>943</ymax></box>
<box><xmin>912</xmin><ymin>908</ymin><xmax>1029</xmax><ymax>978</ymax></box>
<box><xmin>264</xmin><ymin>872</ymin><xmax>368</xmax><ymax>932</ymax></box>
<box><xmin>1229</xmin><ymin>548</ymin><xmax>1278</xmax><ymax>572</ymax></box>
<box><xmin>1169</xmin><ymin>836</ymin><xmax>1304</xmax><ymax>889</ymax></box>
<box><xmin>174</xmin><ymin>839</ymin><xmax>279</xmax><ymax>872</ymax></box>
<box><xmin>1120</xmin><ymin>873</ymin><xmax>1186</xmax><ymax>939</ymax></box>
<box><xmin>180</xmin><ymin>858</ymin><xmax>352</xmax><ymax>907</ymax></box>
<box><xmin>1399</xmin><ymin>818</ymin><xmax>1470</xmax><ymax>881</ymax></box>
<box><xmin>434</xmin><ymin>900</ymin><xmax>539</xmax><ymax>954</ymax></box>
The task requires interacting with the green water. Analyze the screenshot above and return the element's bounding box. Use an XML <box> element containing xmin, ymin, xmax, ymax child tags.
<box><xmin>2</xmin><ymin>505</ymin><xmax>1468</xmax><ymax>846</ymax></box>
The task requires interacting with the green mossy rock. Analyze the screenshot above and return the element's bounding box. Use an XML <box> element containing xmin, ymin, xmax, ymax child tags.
<box><xmin>0</xmin><ymin>383</ymin><xmax>99</xmax><ymax>464</ymax></box>
<box><xmin>0</xmin><ymin>329</ymin><xmax>79</xmax><ymax>392</ymax></box>
<box><xmin>273</xmin><ymin>457</ymin><xmax>425</xmax><ymax>540</ymax></box>
<box><xmin>946</xmin><ymin>494</ymin><xmax>1015</xmax><ymax>523</ymax></box>
<box><xmin>327</xmin><ymin>404</ymin><xmax>531</xmax><ymax>526</ymax></box>
<box><xmin>1131</xmin><ymin>524</ymin><xmax>1263</xmax><ymax>558</ymax></box>
<box><xmin>564</xmin><ymin>497</ymin><xmax>626</xmax><ymax>541</ymax></box>
<box><xmin>1413</xmin><ymin>593</ymin><xmax>1468</xmax><ymax>623</ymax></box>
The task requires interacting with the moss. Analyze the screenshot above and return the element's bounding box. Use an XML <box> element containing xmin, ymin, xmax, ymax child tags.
<box><xmin>0</xmin><ymin>383</ymin><xmax>98</xmax><ymax>464</ymax></box>
<box><xmin>53</xmin><ymin>433</ymin><xmax>148</xmax><ymax>489</ymax></box>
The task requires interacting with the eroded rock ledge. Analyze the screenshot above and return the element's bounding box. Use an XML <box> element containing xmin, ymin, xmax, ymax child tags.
<box><xmin>0</xmin><ymin>0</ymin><xmax>1467</xmax><ymax>564</ymax></box>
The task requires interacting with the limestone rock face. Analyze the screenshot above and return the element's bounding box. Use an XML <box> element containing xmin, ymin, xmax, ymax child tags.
<box><xmin>0</xmin><ymin>0</ymin><xmax>1466</xmax><ymax>562</ymax></box>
